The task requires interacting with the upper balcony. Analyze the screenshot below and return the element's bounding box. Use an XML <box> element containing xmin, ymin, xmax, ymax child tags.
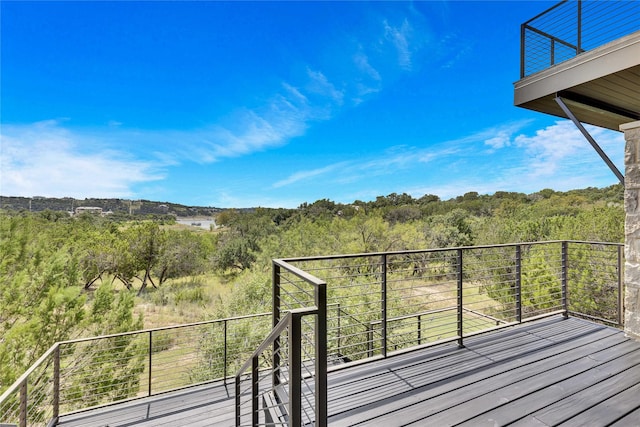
<box><xmin>514</xmin><ymin>0</ymin><xmax>640</xmax><ymax>131</ymax></box>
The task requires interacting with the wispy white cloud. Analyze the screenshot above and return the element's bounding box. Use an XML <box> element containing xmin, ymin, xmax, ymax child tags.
<box><xmin>306</xmin><ymin>68</ymin><xmax>344</xmax><ymax>106</ymax></box>
<box><xmin>512</xmin><ymin>120</ymin><xmax>624</xmax><ymax>181</ymax></box>
<box><xmin>354</xmin><ymin>51</ymin><xmax>381</xmax><ymax>82</ymax></box>
<box><xmin>0</xmin><ymin>121</ymin><xmax>163</xmax><ymax>198</ymax></box>
<box><xmin>407</xmin><ymin>120</ymin><xmax>624</xmax><ymax>200</ymax></box>
<box><xmin>384</xmin><ymin>19</ymin><xmax>413</xmax><ymax>71</ymax></box>
<box><xmin>272</xmin><ymin>162</ymin><xmax>350</xmax><ymax>188</ymax></box>
<box><xmin>265</xmin><ymin>119</ymin><xmax>624</xmax><ymax>206</ymax></box>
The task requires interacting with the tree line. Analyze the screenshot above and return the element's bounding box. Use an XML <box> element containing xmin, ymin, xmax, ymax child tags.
<box><xmin>0</xmin><ymin>184</ymin><xmax>624</xmax><ymax>393</ymax></box>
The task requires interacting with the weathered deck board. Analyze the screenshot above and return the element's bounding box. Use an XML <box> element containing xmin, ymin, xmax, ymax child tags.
<box><xmin>327</xmin><ymin>317</ymin><xmax>626</xmax><ymax>426</ymax></box>
<box><xmin>56</xmin><ymin>316</ymin><xmax>640</xmax><ymax>427</ymax></box>
<box><xmin>57</xmin><ymin>382</ymin><xmax>235</xmax><ymax>427</ymax></box>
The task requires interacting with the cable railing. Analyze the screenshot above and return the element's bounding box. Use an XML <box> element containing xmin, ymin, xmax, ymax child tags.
<box><xmin>520</xmin><ymin>0</ymin><xmax>640</xmax><ymax>77</ymax></box>
<box><xmin>0</xmin><ymin>240</ymin><xmax>624</xmax><ymax>427</ymax></box>
<box><xmin>234</xmin><ymin>308</ymin><xmax>318</xmax><ymax>427</ymax></box>
<box><xmin>278</xmin><ymin>241</ymin><xmax>623</xmax><ymax>368</ymax></box>
<box><xmin>0</xmin><ymin>312</ymin><xmax>271</xmax><ymax>427</ymax></box>
<box><xmin>233</xmin><ymin>258</ymin><xmax>328</xmax><ymax>427</ymax></box>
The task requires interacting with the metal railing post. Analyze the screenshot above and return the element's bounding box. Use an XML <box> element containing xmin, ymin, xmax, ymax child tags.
<box><xmin>223</xmin><ymin>320</ymin><xmax>228</xmax><ymax>384</ymax></box>
<box><xmin>520</xmin><ymin>23</ymin><xmax>526</xmax><ymax>78</ymax></box>
<box><xmin>19</xmin><ymin>380</ymin><xmax>26</xmax><ymax>427</ymax></box>
<box><xmin>367</xmin><ymin>324</ymin><xmax>374</xmax><ymax>358</ymax></box>
<box><xmin>618</xmin><ymin>245</ymin><xmax>624</xmax><ymax>327</ymax></box>
<box><xmin>417</xmin><ymin>314</ymin><xmax>422</xmax><ymax>345</ymax></box>
<box><xmin>235</xmin><ymin>376</ymin><xmax>241</xmax><ymax>427</ymax></box>
<box><xmin>562</xmin><ymin>241</ymin><xmax>569</xmax><ymax>318</ymax></box>
<box><xmin>53</xmin><ymin>345</ymin><xmax>60</xmax><ymax>422</ymax></box>
<box><xmin>315</xmin><ymin>283</ymin><xmax>328</xmax><ymax>427</ymax></box>
<box><xmin>251</xmin><ymin>356</ymin><xmax>259</xmax><ymax>427</ymax></box>
<box><xmin>148</xmin><ymin>331</ymin><xmax>153</xmax><ymax>396</ymax></box>
<box><xmin>272</xmin><ymin>261</ymin><xmax>281</xmax><ymax>387</ymax></box>
<box><xmin>457</xmin><ymin>249</ymin><xmax>464</xmax><ymax>347</ymax></box>
<box><xmin>337</xmin><ymin>304</ymin><xmax>341</xmax><ymax>355</ymax></box>
<box><xmin>289</xmin><ymin>313</ymin><xmax>302</xmax><ymax>427</ymax></box>
<box><xmin>381</xmin><ymin>254</ymin><xmax>388</xmax><ymax>358</ymax></box>
<box><xmin>577</xmin><ymin>0</ymin><xmax>582</xmax><ymax>53</ymax></box>
<box><xmin>516</xmin><ymin>245</ymin><xmax>522</xmax><ymax>323</ymax></box>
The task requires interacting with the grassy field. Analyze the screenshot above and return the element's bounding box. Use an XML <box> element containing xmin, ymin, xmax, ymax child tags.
<box><xmin>134</xmin><ymin>274</ymin><xmax>231</xmax><ymax>328</ymax></box>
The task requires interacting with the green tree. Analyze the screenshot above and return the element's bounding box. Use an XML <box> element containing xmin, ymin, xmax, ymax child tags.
<box><xmin>62</xmin><ymin>284</ymin><xmax>145</xmax><ymax>409</ymax></box>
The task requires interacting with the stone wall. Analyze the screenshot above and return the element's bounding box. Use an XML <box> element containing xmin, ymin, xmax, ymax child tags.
<box><xmin>622</xmin><ymin>120</ymin><xmax>640</xmax><ymax>339</ymax></box>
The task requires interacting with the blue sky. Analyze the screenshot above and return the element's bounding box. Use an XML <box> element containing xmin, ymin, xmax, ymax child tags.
<box><xmin>0</xmin><ymin>1</ymin><xmax>625</xmax><ymax>208</ymax></box>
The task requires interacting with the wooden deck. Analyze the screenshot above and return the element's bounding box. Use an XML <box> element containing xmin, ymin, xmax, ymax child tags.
<box><xmin>58</xmin><ymin>316</ymin><xmax>640</xmax><ymax>426</ymax></box>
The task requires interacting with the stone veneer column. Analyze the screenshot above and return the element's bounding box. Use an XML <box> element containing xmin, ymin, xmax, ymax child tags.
<box><xmin>622</xmin><ymin>120</ymin><xmax>640</xmax><ymax>339</ymax></box>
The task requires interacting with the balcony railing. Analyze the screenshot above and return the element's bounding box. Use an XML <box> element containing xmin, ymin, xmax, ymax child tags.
<box><xmin>0</xmin><ymin>240</ymin><xmax>624</xmax><ymax>427</ymax></box>
<box><xmin>520</xmin><ymin>0</ymin><xmax>640</xmax><ymax>77</ymax></box>
<box><xmin>0</xmin><ymin>313</ymin><xmax>271</xmax><ymax>427</ymax></box>
<box><xmin>264</xmin><ymin>240</ymin><xmax>623</xmax><ymax>426</ymax></box>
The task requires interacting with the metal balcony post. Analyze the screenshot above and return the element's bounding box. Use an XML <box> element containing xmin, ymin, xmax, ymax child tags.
<box><xmin>53</xmin><ymin>345</ymin><xmax>60</xmax><ymax>422</ymax></box>
<box><xmin>457</xmin><ymin>249</ymin><xmax>464</xmax><ymax>347</ymax></box>
<box><xmin>562</xmin><ymin>242</ymin><xmax>569</xmax><ymax>318</ymax></box>
<box><xmin>417</xmin><ymin>314</ymin><xmax>422</xmax><ymax>345</ymax></box>
<box><xmin>272</xmin><ymin>262</ymin><xmax>281</xmax><ymax>387</ymax></box>
<box><xmin>516</xmin><ymin>245</ymin><xmax>522</xmax><ymax>323</ymax></box>
<box><xmin>223</xmin><ymin>320</ymin><xmax>228</xmax><ymax>384</ymax></box>
<box><xmin>520</xmin><ymin>23</ymin><xmax>526</xmax><ymax>78</ymax></box>
<box><xmin>19</xmin><ymin>380</ymin><xmax>26</xmax><ymax>427</ymax></box>
<box><xmin>252</xmin><ymin>356</ymin><xmax>259</xmax><ymax>427</ymax></box>
<box><xmin>235</xmin><ymin>376</ymin><xmax>241</xmax><ymax>426</ymax></box>
<box><xmin>289</xmin><ymin>313</ymin><xmax>302</xmax><ymax>427</ymax></box>
<box><xmin>337</xmin><ymin>304</ymin><xmax>342</xmax><ymax>354</ymax></box>
<box><xmin>148</xmin><ymin>331</ymin><xmax>153</xmax><ymax>396</ymax></box>
<box><xmin>618</xmin><ymin>245</ymin><xmax>624</xmax><ymax>327</ymax></box>
<box><xmin>315</xmin><ymin>283</ymin><xmax>328</xmax><ymax>427</ymax></box>
<box><xmin>577</xmin><ymin>0</ymin><xmax>582</xmax><ymax>53</ymax></box>
<box><xmin>381</xmin><ymin>254</ymin><xmax>388</xmax><ymax>358</ymax></box>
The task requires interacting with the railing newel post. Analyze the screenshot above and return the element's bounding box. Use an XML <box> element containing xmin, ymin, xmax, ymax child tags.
<box><xmin>223</xmin><ymin>320</ymin><xmax>228</xmax><ymax>384</ymax></box>
<box><xmin>148</xmin><ymin>331</ymin><xmax>153</xmax><ymax>396</ymax></box>
<box><xmin>53</xmin><ymin>344</ymin><xmax>60</xmax><ymax>422</ymax></box>
<box><xmin>418</xmin><ymin>314</ymin><xmax>422</xmax><ymax>346</ymax></box>
<box><xmin>19</xmin><ymin>379</ymin><xmax>27</xmax><ymax>427</ymax></box>
<box><xmin>381</xmin><ymin>254</ymin><xmax>388</xmax><ymax>358</ymax></box>
<box><xmin>618</xmin><ymin>245</ymin><xmax>624</xmax><ymax>327</ymax></box>
<box><xmin>516</xmin><ymin>245</ymin><xmax>522</xmax><ymax>323</ymax></box>
<box><xmin>457</xmin><ymin>249</ymin><xmax>464</xmax><ymax>347</ymax></box>
<box><xmin>562</xmin><ymin>241</ymin><xmax>569</xmax><ymax>318</ymax></box>
<box><xmin>235</xmin><ymin>375</ymin><xmax>241</xmax><ymax>427</ymax></box>
<box><xmin>290</xmin><ymin>313</ymin><xmax>302</xmax><ymax>427</ymax></box>
<box><xmin>337</xmin><ymin>303</ymin><xmax>341</xmax><ymax>356</ymax></box>
<box><xmin>520</xmin><ymin>23</ymin><xmax>526</xmax><ymax>78</ymax></box>
<box><xmin>251</xmin><ymin>356</ymin><xmax>259</xmax><ymax>427</ymax></box>
<box><xmin>315</xmin><ymin>282</ymin><xmax>328</xmax><ymax>427</ymax></box>
<box><xmin>577</xmin><ymin>0</ymin><xmax>582</xmax><ymax>53</ymax></box>
<box><xmin>272</xmin><ymin>261</ymin><xmax>281</xmax><ymax>387</ymax></box>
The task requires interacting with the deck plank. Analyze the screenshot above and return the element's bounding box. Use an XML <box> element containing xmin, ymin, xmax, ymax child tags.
<box><xmin>55</xmin><ymin>316</ymin><xmax>640</xmax><ymax>427</ymax></box>
<box><xmin>57</xmin><ymin>382</ymin><xmax>235</xmax><ymax>427</ymax></box>
<box><xmin>456</xmin><ymin>343</ymin><xmax>640</xmax><ymax>426</ymax></box>
<box><xmin>559</xmin><ymin>381</ymin><xmax>640</xmax><ymax>427</ymax></box>
<box><xmin>328</xmin><ymin>320</ymin><xmax>622</xmax><ymax>426</ymax></box>
<box><xmin>510</xmin><ymin>351</ymin><xmax>640</xmax><ymax>426</ymax></box>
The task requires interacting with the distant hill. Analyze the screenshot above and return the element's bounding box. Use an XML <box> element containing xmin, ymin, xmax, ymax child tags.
<box><xmin>0</xmin><ymin>196</ymin><xmax>222</xmax><ymax>217</ymax></box>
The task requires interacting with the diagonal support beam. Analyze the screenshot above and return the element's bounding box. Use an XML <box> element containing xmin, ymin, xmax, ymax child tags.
<box><xmin>555</xmin><ymin>94</ymin><xmax>624</xmax><ymax>185</ymax></box>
